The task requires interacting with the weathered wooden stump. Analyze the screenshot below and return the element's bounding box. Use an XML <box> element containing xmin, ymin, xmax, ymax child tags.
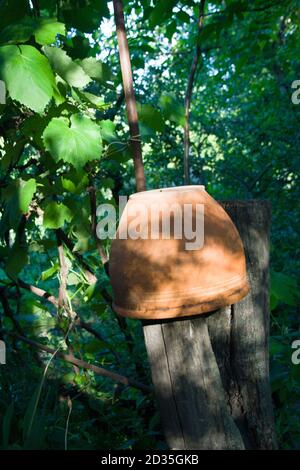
<box><xmin>143</xmin><ymin>200</ymin><xmax>277</xmax><ymax>450</ymax></box>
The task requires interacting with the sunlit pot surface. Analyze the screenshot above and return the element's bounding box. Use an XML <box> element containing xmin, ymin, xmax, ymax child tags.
<box><xmin>109</xmin><ymin>186</ymin><xmax>249</xmax><ymax>320</ymax></box>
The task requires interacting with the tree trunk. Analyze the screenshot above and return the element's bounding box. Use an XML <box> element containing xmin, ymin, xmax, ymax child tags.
<box><xmin>142</xmin><ymin>200</ymin><xmax>277</xmax><ymax>450</ymax></box>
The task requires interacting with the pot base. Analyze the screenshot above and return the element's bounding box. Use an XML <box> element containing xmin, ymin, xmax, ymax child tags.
<box><xmin>113</xmin><ymin>277</ymin><xmax>249</xmax><ymax>320</ymax></box>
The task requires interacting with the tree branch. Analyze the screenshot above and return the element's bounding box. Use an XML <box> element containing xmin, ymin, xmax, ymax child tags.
<box><xmin>16</xmin><ymin>279</ymin><xmax>121</xmax><ymax>364</ymax></box>
<box><xmin>2</xmin><ymin>330</ymin><xmax>152</xmax><ymax>394</ymax></box>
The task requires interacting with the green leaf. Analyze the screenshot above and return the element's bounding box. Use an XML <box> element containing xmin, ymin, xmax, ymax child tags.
<box><xmin>61</xmin><ymin>168</ymin><xmax>89</xmax><ymax>194</ymax></box>
<box><xmin>19</xmin><ymin>178</ymin><xmax>36</xmax><ymax>214</ymax></box>
<box><xmin>22</xmin><ymin>385</ymin><xmax>45</xmax><ymax>448</ymax></box>
<box><xmin>0</xmin><ymin>0</ymin><xmax>28</xmax><ymax>32</ymax></box>
<box><xmin>67</xmin><ymin>272</ymin><xmax>81</xmax><ymax>286</ymax></box>
<box><xmin>137</xmin><ymin>103</ymin><xmax>165</xmax><ymax>132</ymax></box>
<box><xmin>73</xmin><ymin>226</ymin><xmax>90</xmax><ymax>252</ymax></box>
<box><xmin>34</xmin><ymin>19</ymin><xmax>66</xmax><ymax>45</ymax></box>
<box><xmin>43</xmin><ymin>201</ymin><xmax>72</xmax><ymax>229</ymax></box>
<box><xmin>1</xmin><ymin>178</ymin><xmax>36</xmax><ymax>221</ymax></box>
<box><xmin>176</xmin><ymin>11</ymin><xmax>191</xmax><ymax>23</ymax></box>
<box><xmin>0</xmin><ymin>17</ymin><xmax>65</xmax><ymax>45</ymax></box>
<box><xmin>106</xmin><ymin>142</ymin><xmax>132</xmax><ymax>163</ymax></box>
<box><xmin>100</xmin><ymin>120</ymin><xmax>118</xmax><ymax>142</ymax></box>
<box><xmin>21</xmin><ymin>114</ymin><xmax>49</xmax><ymax>148</ymax></box>
<box><xmin>61</xmin><ymin>177</ymin><xmax>76</xmax><ymax>193</ymax></box>
<box><xmin>101</xmin><ymin>177</ymin><xmax>114</xmax><ymax>189</ymax></box>
<box><xmin>0</xmin><ymin>141</ymin><xmax>25</xmax><ymax>171</ymax></box>
<box><xmin>42</xmin><ymin>114</ymin><xmax>102</xmax><ymax>169</ymax></box>
<box><xmin>159</xmin><ymin>94</ymin><xmax>185</xmax><ymax>126</ymax></box>
<box><xmin>44</xmin><ymin>46</ymin><xmax>91</xmax><ymax>88</ymax></box>
<box><xmin>41</xmin><ymin>263</ymin><xmax>59</xmax><ymax>281</ymax></box>
<box><xmin>0</xmin><ymin>45</ymin><xmax>55</xmax><ymax>112</ymax></box>
<box><xmin>165</xmin><ymin>20</ymin><xmax>176</xmax><ymax>40</ymax></box>
<box><xmin>270</xmin><ymin>271</ymin><xmax>299</xmax><ymax>307</ymax></box>
<box><xmin>74</xmin><ymin>90</ymin><xmax>105</xmax><ymax>109</ymax></box>
<box><xmin>80</xmin><ymin>57</ymin><xmax>113</xmax><ymax>83</ymax></box>
<box><xmin>61</xmin><ymin>372</ymin><xmax>76</xmax><ymax>384</ymax></box>
<box><xmin>0</xmin><ymin>17</ymin><xmax>35</xmax><ymax>44</ymax></box>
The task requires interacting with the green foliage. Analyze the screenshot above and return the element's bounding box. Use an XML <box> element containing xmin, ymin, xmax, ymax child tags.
<box><xmin>80</xmin><ymin>57</ymin><xmax>114</xmax><ymax>84</ymax></box>
<box><xmin>19</xmin><ymin>179</ymin><xmax>37</xmax><ymax>214</ymax></box>
<box><xmin>270</xmin><ymin>271</ymin><xmax>300</xmax><ymax>311</ymax></box>
<box><xmin>1</xmin><ymin>17</ymin><xmax>65</xmax><ymax>45</ymax></box>
<box><xmin>0</xmin><ymin>45</ymin><xmax>55</xmax><ymax>112</ymax></box>
<box><xmin>44</xmin><ymin>46</ymin><xmax>91</xmax><ymax>88</ymax></box>
<box><xmin>43</xmin><ymin>114</ymin><xmax>102</xmax><ymax>169</ymax></box>
<box><xmin>137</xmin><ymin>103</ymin><xmax>165</xmax><ymax>133</ymax></box>
<box><xmin>43</xmin><ymin>202</ymin><xmax>72</xmax><ymax>229</ymax></box>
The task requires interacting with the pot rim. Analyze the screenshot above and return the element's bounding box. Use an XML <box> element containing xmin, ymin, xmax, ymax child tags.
<box><xmin>130</xmin><ymin>185</ymin><xmax>205</xmax><ymax>199</ymax></box>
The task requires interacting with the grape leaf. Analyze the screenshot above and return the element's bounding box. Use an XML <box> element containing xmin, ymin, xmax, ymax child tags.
<box><xmin>0</xmin><ymin>17</ymin><xmax>65</xmax><ymax>45</ymax></box>
<box><xmin>80</xmin><ymin>57</ymin><xmax>113</xmax><ymax>83</ymax></box>
<box><xmin>34</xmin><ymin>19</ymin><xmax>66</xmax><ymax>45</ymax></box>
<box><xmin>43</xmin><ymin>201</ymin><xmax>72</xmax><ymax>229</ymax></box>
<box><xmin>19</xmin><ymin>178</ymin><xmax>36</xmax><ymax>214</ymax></box>
<box><xmin>0</xmin><ymin>45</ymin><xmax>55</xmax><ymax>112</ymax></box>
<box><xmin>42</xmin><ymin>114</ymin><xmax>102</xmax><ymax>169</ymax></box>
<box><xmin>137</xmin><ymin>103</ymin><xmax>165</xmax><ymax>132</ymax></box>
<box><xmin>44</xmin><ymin>46</ymin><xmax>91</xmax><ymax>88</ymax></box>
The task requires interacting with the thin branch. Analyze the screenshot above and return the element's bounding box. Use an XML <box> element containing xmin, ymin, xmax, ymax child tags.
<box><xmin>18</xmin><ymin>278</ymin><xmax>58</xmax><ymax>306</ymax></box>
<box><xmin>55</xmin><ymin>234</ymin><xmax>80</xmax><ymax>373</ymax></box>
<box><xmin>2</xmin><ymin>330</ymin><xmax>152</xmax><ymax>394</ymax></box>
<box><xmin>184</xmin><ymin>0</ymin><xmax>206</xmax><ymax>185</ymax></box>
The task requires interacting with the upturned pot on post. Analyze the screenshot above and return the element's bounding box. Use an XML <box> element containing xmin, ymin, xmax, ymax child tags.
<box><xmin>109</xmin><ymin>185</ymin><xmax>249</xmax><ymax>319</ymax></box>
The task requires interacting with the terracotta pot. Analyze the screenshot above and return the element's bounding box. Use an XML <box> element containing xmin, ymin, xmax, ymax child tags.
<box><xmin>109</xmin><ymin>186</ymin><xmax>249</xmax><ymax>320</ymax></box>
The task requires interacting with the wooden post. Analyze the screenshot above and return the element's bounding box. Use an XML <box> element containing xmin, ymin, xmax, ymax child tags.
<box><xmin>142</xmin><ymin>200</ymin><xmax>277</xmax><ymax>450</ymax></box>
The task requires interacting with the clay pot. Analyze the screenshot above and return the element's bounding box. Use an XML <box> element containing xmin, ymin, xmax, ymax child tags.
<box><xmin>109</xmin><ymin>186</ymin><xmax>249</xmax><ymax>320</ymax></box>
